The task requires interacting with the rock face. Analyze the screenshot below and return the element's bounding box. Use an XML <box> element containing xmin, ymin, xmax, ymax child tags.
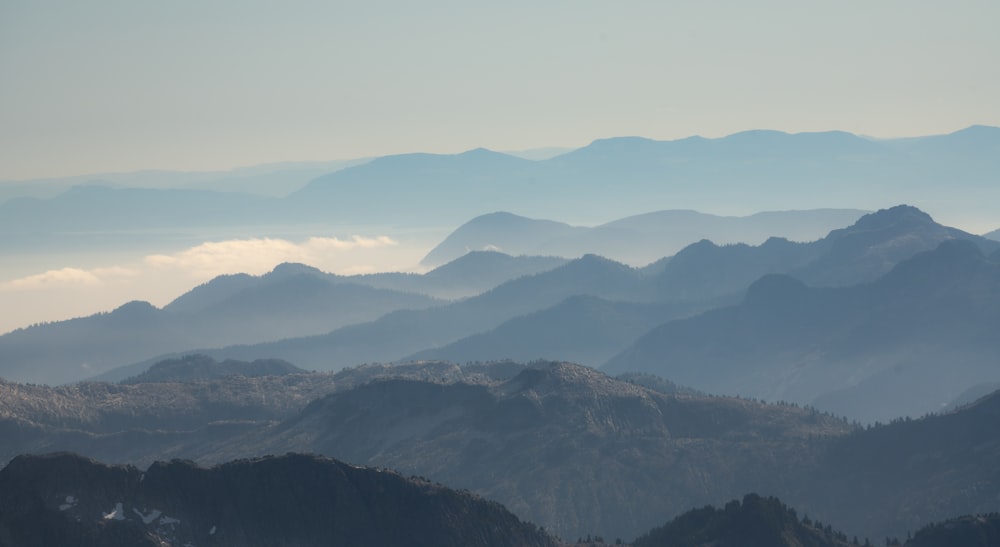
<box><xmin>0</xmin><ymin>452</ymin><xmax>556</xmax><ymax>547</ymax></box>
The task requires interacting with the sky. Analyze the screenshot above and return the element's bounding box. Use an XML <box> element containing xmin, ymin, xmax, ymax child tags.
<box><xmin>2</xmin><ymin>0</ymin><xmax>999</xmax><ymax>181</ymax></box>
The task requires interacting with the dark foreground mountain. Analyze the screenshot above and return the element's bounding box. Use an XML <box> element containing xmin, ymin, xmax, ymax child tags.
<box><xmin>797</xmin><ymin>388</ymin><xmax>1000</xmax><ymax>542</ymax></box>
<box><xmin>906</xmin><ymin>513</ymin><xmax>1000</xmax><ymax>547</ymax></box>
<box><xmin>633</xmin><ymin>493</ymin><xmax>852</xmax><ymax>547</ymax></box>
<box><xmin>2</xmin><ymin>361</ymin><xmax>998</xmax><ymax>542</ymax></box>
<box><xmin>606</xmin><ymin>239</ymin><xmax>1000</xmax><ymax>423</ymax></box>
<box><xmin>422</xmin><ymin>209</ymin><xmax>867</xmax><ymax>267</ymax></box>
<box><xmin>217</xmin><ymin>362</ymin><xmax>852</xmax><ymax>541</ymax></box>
<box><xmin>0</xmin><ymin>452</ymin><xmax>555</xmax><ymax>547</ymax></box>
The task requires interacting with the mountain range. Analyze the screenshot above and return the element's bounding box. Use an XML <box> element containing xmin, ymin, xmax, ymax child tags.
<box><xmin>27</xmin><ymin>204</ymin><xmax>990</xmax><ymax>394</ymax></box>
<box><xmin>420</xmin><ymin>209</ymin><xmax>867</xmax><ymax>267</ymax></box>
<box><xmin>0</xmin><ymin>452</ymin><xmax>555</xmax><ymax>547</ymax></box>
<box><xmin>2</xmin><ymin>359</ymin><xmax>998</xmax><ymax>542</ymax></box>
<box><xmin>605</xmin><ymin>238</ymin><xmax>1000</xmax><ymax>422</ymax></box>
<box><xmin>3</xmin><ymin>126</ymin><xmax>999</xmax><ymax>255</ymax></box>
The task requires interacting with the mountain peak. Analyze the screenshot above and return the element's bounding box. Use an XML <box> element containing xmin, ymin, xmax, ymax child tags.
<box><xmin>267</xmin><ymin>262</ymin><xmax>325</xmax><ymax>279</ymax></box>
<box><xmin>850</xmin><ymin>204</ymin><xmax>934</xmax><ymax>230</ymax></box>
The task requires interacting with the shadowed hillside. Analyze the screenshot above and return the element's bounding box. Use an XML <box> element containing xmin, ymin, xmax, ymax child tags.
<box><xmin>0</xmin><ymin>452</ymin><xmax>556</xmax><ymax>547</ymax></box>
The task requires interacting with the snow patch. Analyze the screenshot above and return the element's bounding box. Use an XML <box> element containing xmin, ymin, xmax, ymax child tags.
<box><xmin>210</xmin><ymin>525</ymin><xmax>217</xmax><ymax>535</ymax></box>
<box><xmin>160</xmin><ymin>515</ymin><xmax>181</xmax><ymax>525</ymax></box>
<box><xmin>132</xmin><ymin>508</ymin><xmax>162</xmax><ymax>524</ymax></box>
<box><xmin>59</xmin><ymin>495</ymin><xmax>77</xmax><ymax>511</ymax></box>
<box><xmin>103</xmin><ymin>502</ymin><xmax>125</xmax><ymax>521</ymax></box>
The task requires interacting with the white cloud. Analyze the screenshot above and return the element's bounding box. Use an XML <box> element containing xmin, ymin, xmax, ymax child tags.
<box><xmin>2</xmin><ymin>266</ymin><xmax>136</xmax><ymax>290</ymax></box>
<box><xmin>144</xmin><ymin>235</ymin><xmax>398</xmax><ymax>278</ymax></box>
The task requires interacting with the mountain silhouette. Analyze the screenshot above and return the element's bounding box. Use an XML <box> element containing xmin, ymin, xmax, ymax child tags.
<box><xmin>0</xmin><ymin>452</ymin><xmax>555</xmax><ymax>547</ymax></box>
<box><xmin>606</xmin><ymin>239</ymin><xmax>1000</xmax><ymax>422</ymax></box>
<box><xmin>2</xmin><ymin>361</ymin><xmax>998</xmax><ymax>542</ymax></box>
<box><xmin>0</xmin><ymin>265</ymin><xmax>440</xmax><ymax>385</ymax></box>
<box><xmin>422</xmin><ymin>209</ymin><xmax>867</xmax><ymax>267</ymax></box>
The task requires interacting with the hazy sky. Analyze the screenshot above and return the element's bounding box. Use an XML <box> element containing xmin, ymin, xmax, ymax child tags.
<box><xmin>2</xmin><ymin>0</ymin><xmax>999</xmax><ymax>181</ymax></box>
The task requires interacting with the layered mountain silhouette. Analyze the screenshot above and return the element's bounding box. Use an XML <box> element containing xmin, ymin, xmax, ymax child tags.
<box><xmin>99</xmin><ymin>253</ymin><xmax>657</xmax><ymax>379</ymax></box>
<box><xmin>386</xmin><ymin>205</ymin><xmax>993</xmax><ymax>372</ymax></box>
<box><xmin>1</xmin><ymin>360</ymin><xmax>998</xmax><ymax>542</ymax></box>
<box><xmin>288</xmin><ymin>126</ymin><xmax>1000</xmax><ymax>226</ymax></box>
<box><xmin>405</xmin><ymin>295</ymin><xmax>710</xmax><ymax>367</ymax></box>
<box><xmin>0</xmin><ymin>264</ymin><xmax>442</xmax><ymax>385</ymax></box>
<box><xmin>79</xmin><ymin>204</ymin><xmax>996</xmax><ymax>385</ymax></box>
<box><xmin>422</xmin><ymin>209</ymin><xmax>867</xmax><ymax>267</ymax></box>
<box><xmin>350</xmin><ymin>250</ymin><xmax>568</xmax><ymax>299</ymax></box>
<box><xmin>605</xmin><ymin>238</ymin><xmax>1000</xmax><ymax>422</ymax></box>
<box><xmin>5</xmin><ymin>127</ymin><xmax>999</xmax><ymax>251</ymax></box>
<box><xmin>0</xmin><ymin>452</ymin><xmax>555</xmax><ymax>547</ymax></box>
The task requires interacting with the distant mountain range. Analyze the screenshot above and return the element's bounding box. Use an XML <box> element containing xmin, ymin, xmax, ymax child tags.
<box><xmin>0</xmin><ymin>452</ymin><xmax>555</xmax><ymax>547</ymax></box>
<box><xmin>421</xmin><ymin>209</ymin><xmax>867</xmax><ymax>267</ymax></box>
<box><xmin>2</xmin><ymin>360</ymin><xmax>997</xmax><ymax>542</ymax></box>
<box><xmin>63</xmin><ymin>204</ymin><xmax>995</xmax><ymax>391</ymax></box>
<box><xmin>605</xmin><ymin>238</ymin><xmax>1000</xmax><ymax>423</ymax></box>
<box><xmin>3</xmin><ymin>126</ymin><xmax>999</xmax><ymax>252</ymax></box>
<box><xmin>0</xmin><ymin>265</ymin><xmax>442</xmax><ymax>385</ymax></box>
<box><xmin>0</xmin><ymin>252</ymin><xmax>570</xmax><ymax>385</ymax></box>
<box><xmin>289</xmin><ymin>125</ymin><xmax>1000</xmax><ymax>227</ymax></box>
<box><xmin>396</xmin><ymin>205</ymin><xmax>996</xmax><ymax>379</ymax></box>
<box><xmin>3</xmin><ymin>203</ymin><xmax>991</xmax><ymax>395</ymax></box>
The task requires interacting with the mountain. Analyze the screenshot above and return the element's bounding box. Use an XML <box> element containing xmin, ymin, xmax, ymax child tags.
<box><xmin>420</xmin><ymin>212</ymin><xmax>583</xmax><ymax>267</ymax></box>
<box><xmin>6</xmin><ymin>127</ymin><xmax>1000</xmax><ymax>253</ymax></box>
<box><xmin>91</xmin><ymin>205</ymin><xmax>992</xmax><ymax>383</ymax></box>
<box><xmin>0</xmin><ymin>452</ymin><xmax>555</xmax><ymax>547</ymax></box>
<box><xmin>407</xmin><ymin>205</ymin><xmax>993</xmax><ymax>369</ymax></box>
<box><xmin>352</xmin><ymin>251</ymin><xmax>568</xmax><ymax>299</ymax></box>
<box><xmin>906</xmin><ymin>513</ymin><xmax>1000</xmax><ymax>547</ymax></box>
<box><xmin>796</xmin><ymin>388</ymin><xmax>1000</xmax><ymax>543</ymax></box>
<box><xmin>405</xmin><ymin>295</ymin><xmax>714</xmax><ymax>367</ymax></box>
<box><xmin>119</xmin><ymin>355</ymin><xmax>304</xmax><ymax>384</ymax></box>
<box><xmin>606</xmin><ymin>239</ymin><xmax>1000</xmax><ymax>423</ymax></box>
<box><xmin>0</xmin><ymin>265</ymin><xmax>441</xmax><ymax>385</ymax></box>
<box><xmin>2</xmin><ymin>360</ymin><xmax>998</xmax><ymax>542</ymax></box>
<box><xmin>985</xmin><ymin>228</ymin><xmax>1000</xmax><ymax>241</ymax></box>
<box><xmin>649</xmin><ymin>204</ymin><xmax>999</xmax><ymax>302</ymax></box>
<box><xmin>422</xmin><ymin>209</ymin><xmax>868</xmax><ymax>267</ymax></box>
<box><xmin>104</xmin><ymin>254</ymin><xmax>654</xmax><ymax>377</ymax></box>
<box><xmin>632</xmin><ymin>493</ymin><xmax>853</xmax><ymax>547</ymax></box>
<box><xmin>218</xmin><ymin>362</ymin><xmax>853</xmax><ymax>540</ymax></box>
<box><xmin>288</xmin><ymin>148</ymin><xmax>540</xmax><ymax>225</ymax></box>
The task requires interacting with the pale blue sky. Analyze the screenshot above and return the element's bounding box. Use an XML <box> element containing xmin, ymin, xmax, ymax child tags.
<box><xmin>2</xmin><ymin>0</ymin><xmax>999</xmax><ymax>180</ymax></box>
